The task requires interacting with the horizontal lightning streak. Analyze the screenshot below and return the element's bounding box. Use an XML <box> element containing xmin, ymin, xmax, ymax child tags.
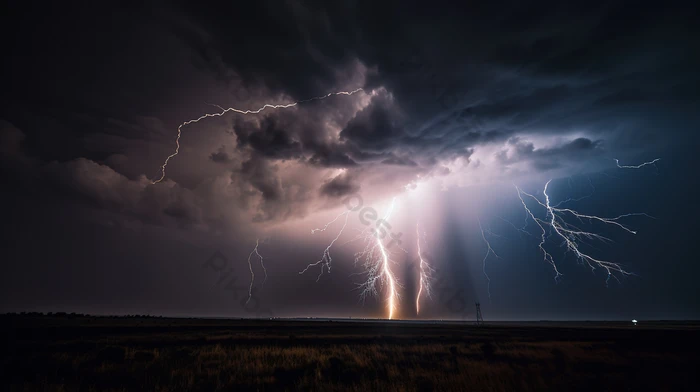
<box><xmin>614</xmin><ymin>158</ymin><xmax>661</xmax><ymax>169</ymax></box>
<box><xmin>152</xmin><ymin>88</ymin><xmax>364</xmax><ymax>184</ymax></box>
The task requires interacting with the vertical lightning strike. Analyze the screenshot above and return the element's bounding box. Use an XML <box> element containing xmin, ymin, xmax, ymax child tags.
<box><xmin>245</xmin><ymin>239</ymin><xmax>267</xmax><ymax>305</ymax></box>
<box><xmin>299</xmin><ymin>210</ymin><xmax>350</xmax><ymax>281</ymax></box>
<box><xmin>515</xmin><ymin>179</ymin><xmax>651</xmax><ymax>284</ymax></box>
<box><xmin>354</xmin><ymin>198</ymin><xmax>401</xmax><ymax>319</ymax></box>
<box><xmin>477</xmin><ymin>217</ymin><xmax>500</xmax><ymax>302</ymax></box>
<box><xmin>415</xmin><ymin>223</ymin><xmax>435</xmax><ymax>315</ymax></box>
<box><xmin>378</xmin><ymin>198</ymin><xmax>399</xmax><ymax>319</ymax></box>
<box><xmin>152</xmin><ymin>88</ymin><xmax>365</xmax><ymax>184</ymax></box>
<box><xmin>614</xmin><ymin>158</ymin><xmax>661</xmax><ymax>169</ymax></box>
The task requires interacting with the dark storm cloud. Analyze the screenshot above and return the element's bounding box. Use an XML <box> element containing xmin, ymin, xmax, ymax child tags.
<box><xmin>164</xmin><ymin>1</ymin><xmax>362</xmax><ymax>98</ymax></box>
<box><xmin>381</xmin><ymin>155</ymin><xmax>418</xmax><ymax>167</ymax></box>
<box><xmin>0</xmin><ymin>120</ymin><xmax>37</xmax><ymax>170</ymax></box>
<box><xmin>340</xmin><ymin>93</ymin><xmax>406</xmax><ymax>152</ymax></box>
<box><xmin>235</xmin><ymin>153</ymin><xmax>320</xmax><ymax>222</ymax></box>
<box><xmin>319</xmin><ymin>171</ymin><xmax>361</xmax><ymax>198</ymax></box>
<box><xmin>209</xmin><ymin>146</ymin><xmax>233</xmax><ymax>163</ymax></box>
<box><xmin>2</xmin><ymin>0</ymin><xmax>697</xmax><ymax>227</ymax></box>
<box><xmin>496</xmin><ymin>136</ymin><xmax>604</xmax><ymax>171</ymax></box>
<box><xmin>234</xmin><ymin>117</ymin><xmax>303</xmax><ymax>160</ymax></box>
<box><xmin>307</xmin><ymin>145</ymin><xmax>357</xmax><ymax>168</ymax></box>
<box><xmin>42</xmin><ymin>157</ymin><xmax>208</xmax><ymax>228</ymax></box>
<box><xmin>2</xmin><ymin>0</ymin><xmax>700</xmax><ymax>320</ymax></box>
<box><xmin>152</xmin><ymin>0</ymin><xmax>699</xmax><ymax>184</ymax></box>
<box><xmin>239</xmin><ymin>155</ymin><xmax>283</xmax><ymax>206</ymax></box>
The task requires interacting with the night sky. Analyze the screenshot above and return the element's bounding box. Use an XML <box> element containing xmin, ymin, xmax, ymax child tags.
<box><xmin>1</xmin><ymin>1</ymin><xmax>699</xmax><ymax>320</ymax></box>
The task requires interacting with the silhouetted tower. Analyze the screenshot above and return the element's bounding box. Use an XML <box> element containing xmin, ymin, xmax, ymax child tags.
<box><xmin>475</xmin><ymin>302</ymin><xmax>484</xmax><ymax>325</ymax></box>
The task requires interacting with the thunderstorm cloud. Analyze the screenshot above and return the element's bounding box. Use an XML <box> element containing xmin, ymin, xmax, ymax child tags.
<box><xmin>1</xmin><ymin>0</ymin><xmax>698</xmax><ymax>319</ymax></box>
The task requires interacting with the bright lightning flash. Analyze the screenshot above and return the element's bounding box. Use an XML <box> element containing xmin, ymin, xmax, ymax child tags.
<box><xmin>245</xmin><ymin>239</ymin><xmax>267</xmax><ymax>305</ymax></box>
<box><xmin>152</xmin><ymin>88</ymin><xmax>364</xmax><ymax>184</ymax></box>
<box><xmin>353</xmin><ymin>198</ymin><xmax>401</xmax><ymax>319</ymax></box>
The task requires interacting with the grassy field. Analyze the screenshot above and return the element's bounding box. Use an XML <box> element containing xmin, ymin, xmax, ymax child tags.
<box><xmin>2</xmin><ymin>315</ymin><xmax>699</xmax><ymax>391</ymax></box>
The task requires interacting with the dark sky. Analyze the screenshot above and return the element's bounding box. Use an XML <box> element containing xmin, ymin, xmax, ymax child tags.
<box><xmin>1</xmin><ymin>0</ymin><xmax>699</xmax><ymax>320</ymax></box>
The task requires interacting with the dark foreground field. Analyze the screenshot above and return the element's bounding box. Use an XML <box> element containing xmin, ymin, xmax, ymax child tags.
<box><xmin>2</xmin><ymin>315</ymin><xmax>699</xmax><ymax>391</ymax></box>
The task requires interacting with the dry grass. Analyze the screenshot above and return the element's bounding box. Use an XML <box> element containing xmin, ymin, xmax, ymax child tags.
<box><xmin>3</xmin><ymin>317</ymin><xmax>699</xmax><ymax>391</ymax></box>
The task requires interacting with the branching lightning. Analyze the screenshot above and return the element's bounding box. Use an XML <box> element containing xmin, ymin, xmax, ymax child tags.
<box><xmin>415</xmin><ymin>223</ymin><xmax>435</xmax><ymax>315</ymax></box>
<box><xmin>515</xmin><ymin>185</ymin><xmax>562</xmax><ymax>281</ymax></box>
<box><xmin>305</xmin><ymin>198</ymin><xmax>403</xmax><ymax>319</ymax></box>
<box><xmin>515</xmin><ymin>179</ymin><xmax>652</xmax><ymax>285</ymax></box>
<box><xmin>353</xmin><ymin>198</ymin><xmax>401</xmax><ymax>319</ymax></box>
<box><xmin>245</xmin><ymin>239</ymin><xmax>267</xmax><ymax>305</ymax></box>
<box><xmin>152</xmin><ymin>88</ymin><xmax>364</xmax><ymax>184</ymax></box>
<box><xmin>299</xmin><ymin>210</ymin><xmax>350</xmax><ymax>281</ymax></box>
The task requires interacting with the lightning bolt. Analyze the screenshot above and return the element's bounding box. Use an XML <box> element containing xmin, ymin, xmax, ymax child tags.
<box><xmin>299</xmin><ymin>210</ymin><xmax>350</xmax><ymax>281</ymax></box>
<box><xmin>614</xmin><ymin>158</ymin><xmax>661</xmax><ymax>169</ymax></box>
<box><xmin>515</xmin><ymin>185</ymin><xmax>563</xmax><ymax>280</ymax></box>
<box><xmin>515</xmin><ymin>179</ymin><xmax>651</xmax><ymax>284</ymax></box>
<box><xmin>152</xmin><ymin>88</ymin><xmax>365</xmax><ymax>184</ymax></box>
<box><xmin>354</xmin><ymin>197</ymin><xmax>401</xmax><ymax>319</ymax></box>
<box><xmin>245</xmin><ymin>239</ymin><xmax>267</xmax><ymax>306</ymax></box>
<box><xmin>378</xmin><ymin>198</ymin><xmax>399</xmax><ymax>319</ymax></box>
<box><xmin>415</xmin><ymin>223</ymin><xmax>435</xmax><ymax>315</ymax></box>
<box><xmin>477</xmin><ymin>217</ymin><xmax>500</xmax><ymax>302</ymax></box>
